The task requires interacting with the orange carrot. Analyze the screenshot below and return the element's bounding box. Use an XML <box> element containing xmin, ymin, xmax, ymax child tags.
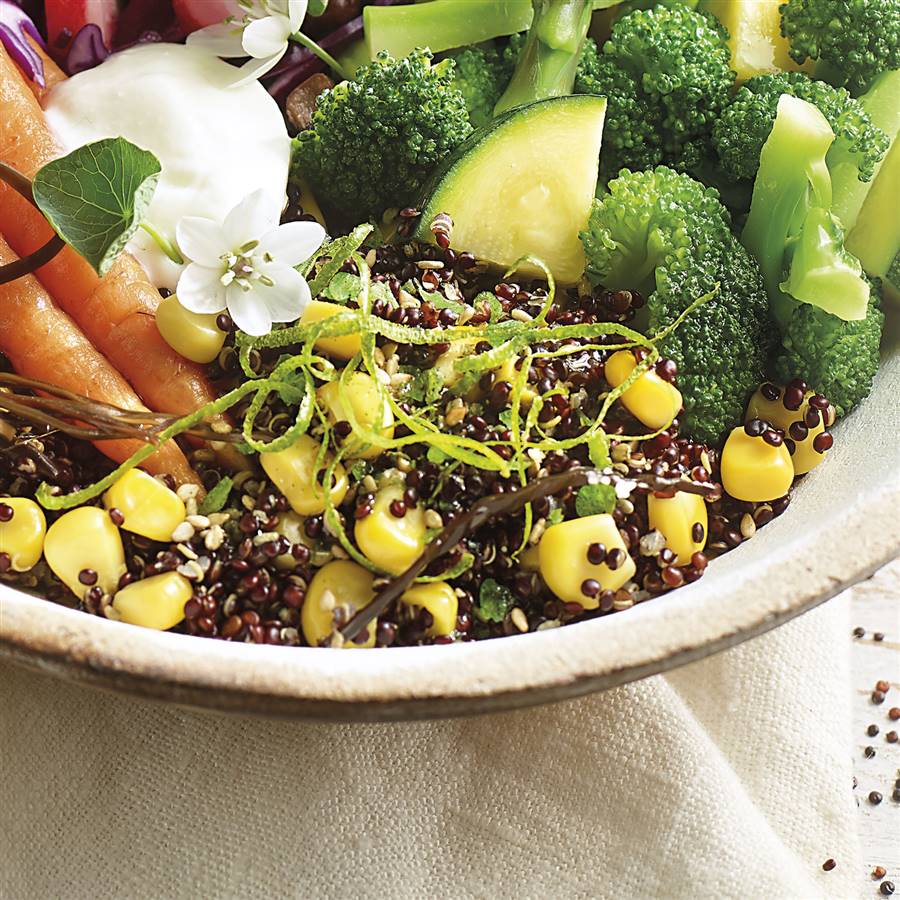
<box><xmin>0</xmin><ymin>236</ymin><xmax>199</xmax><ymax>485</ymax></box>
<box><xmin>21</xmin><ymin>36</ymin><xmax>67</xmax><ymax>105</ymax></box>
<box><xmin>0</xmin><ymin>46</ymin><xmax>234</xmax><ymax>457</ymax></box>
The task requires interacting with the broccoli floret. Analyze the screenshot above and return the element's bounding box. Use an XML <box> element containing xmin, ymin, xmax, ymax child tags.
<box><xmin>575</xmin><ymin>6</ymin><xmax>735</xmax><ymax>175</ymax></box>
<box><xmin>741</xmin><ymin>94</ymin><xmax>870</xmax><ymax>326</ymax></box>
<box><xmin>580</xmin><ymin>167</ymin><xmax>775</xmax><ymax>444</ymax></box>
<box><xmin>774</xmin><ymin>279</ymin><xmax>884</xmax><ymax>416</ymax></box>
<box><xmin>293</xmin><ymin>49</ymin><xmax>472</xmax><ymax>221</ymax></box>
<box><xmin>780</xmin><ymin>0</ymin><xmax>900</xmax><ymax>95</ymax></box>
<box><xmin>713</xmin><ymin>72</ymin><xmax>889</xmax><ymax>184</ymax></box>
<box><xmin>449</xmin><ymin>46</ymin><xmax>509</xmax><ymax>128</ymax></box>
<box><xmin>494</xmin><ymin>0</ymin><xmax>594</xmax><ymax>115</ymax></box>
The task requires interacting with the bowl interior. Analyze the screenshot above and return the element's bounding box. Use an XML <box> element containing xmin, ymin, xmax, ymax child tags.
<box><xmin>2</xmin><ymin>314</ymin><xmax>898</xmax><ymax>721</ymax></box>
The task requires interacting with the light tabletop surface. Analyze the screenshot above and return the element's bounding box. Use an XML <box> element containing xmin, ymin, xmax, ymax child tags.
<box><xmin>851</xmin><ymin>565</ymin><xmax>900</xmax><ymax>895</ymax></box>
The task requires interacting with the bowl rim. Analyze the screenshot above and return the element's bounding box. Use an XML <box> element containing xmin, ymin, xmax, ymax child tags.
<box><xmin>2</xmin><ymin>463</ymin><xmax>897</xmax><ymax>721</ymax></box>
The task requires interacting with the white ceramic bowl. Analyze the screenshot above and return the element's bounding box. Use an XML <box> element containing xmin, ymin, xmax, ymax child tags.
<box><xmin>2</xmin><ymin>317</ymin><xmax>898</xmax><ymax>721</ymax></box>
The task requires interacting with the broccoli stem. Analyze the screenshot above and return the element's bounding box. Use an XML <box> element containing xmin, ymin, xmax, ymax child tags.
<box><xmin>363</xmin><ymin>0</ymin><xmax>534</xmax><ymax>61</ymax></box>
<box><xmin>494</xmin><ymin>0</ymin><xmax>593</xmax><ymax>115</ymax></box>
<box><xmin>741</xmin><ymin>94</ymin><xmax>869</xmax><ymax>328</ymax></box>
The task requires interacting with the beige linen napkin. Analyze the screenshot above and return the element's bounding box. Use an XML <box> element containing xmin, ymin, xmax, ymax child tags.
<box><xmin>3</xmin><ymin>565</ymin><xmax>895</xmax><ymax>899</ymax></box>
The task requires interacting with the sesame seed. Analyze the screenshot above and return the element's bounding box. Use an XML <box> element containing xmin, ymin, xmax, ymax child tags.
<box><xmin>510</xmin><ymin>607</ymin><xmax>528</xmax><ymax>633</ymax></box>
<box><xmin>171</xmin><ymin>521</ymin><xmax>195</xmax><ymax>543</ymax></box>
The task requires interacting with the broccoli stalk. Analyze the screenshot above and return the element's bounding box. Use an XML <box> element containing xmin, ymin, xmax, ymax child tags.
<box><xmin>363</xmin><ymin>0</ymin><xmax>534</xmax><ymax>61</ymax></box>
<box><xmin>741</xmin><ymin>94</ymin><xmax>870</xmax><ymax>328</ymax></box>
<box><xmin>493</xmin><ymin>0</ymin><xmax>594</xmax><ymax>115</ymax></box>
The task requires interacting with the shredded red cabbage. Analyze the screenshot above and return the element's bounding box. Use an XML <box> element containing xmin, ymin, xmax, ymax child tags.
<box><xmin>65</xmin><ymin>23</ymin><xmax>109</xmax><ymax>75</ymax></box>
<box><xmin>0</xmin><ymin>0</ymin><xmax>45</xmax><ymax>87</ymax></box>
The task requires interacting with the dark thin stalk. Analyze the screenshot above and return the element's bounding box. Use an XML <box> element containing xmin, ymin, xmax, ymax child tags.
<box><xmin>340</xmin><ymin>466</ymin><xmax>719</xmax><ymax>643</ymax></box>
<box><xmin>0</xmin><ymin>373</ymin><xmax>261</xmax><ymax>444</ymax></box>
<box><xmin>0</xmin><ymin>161</ymin><xmax>65</xmax><ymax>282</ymax></box>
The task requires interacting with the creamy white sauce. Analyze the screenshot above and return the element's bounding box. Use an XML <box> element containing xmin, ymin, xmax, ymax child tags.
<box><xmin>45</xmin><ymin>43</ymin><xmax>291</xmax><ymax>289</ymax></box>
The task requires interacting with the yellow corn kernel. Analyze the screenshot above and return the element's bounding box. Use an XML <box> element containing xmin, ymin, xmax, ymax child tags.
<box><xmin>538</xmin><ymin>513</ymin><xmax>636</xmax><ymax>608</ymax></box>
<box><xmin>604</xmin><ymin>350</ymin><xmax>682</xmax><ymax>431</ymax></box>
<box><xmin>0</xmin><ymin>497</ymin><xmax>46</xmax><ymax>572</ymax></box>
<box><xmin>400</xmin><ymin>581</ymin><xmax>458</xmax><ymax>637</ymax></box>
<box><xmin>520</xmin><ymin>544</ymin><xmax>541</xmax><ymax>572</ymax></box>
<box><xmin>721</xmin><ymin>425</ymin><xmax>794</xmax><ymax>502</ymax></box>
<box><xmin>113</xmin><ymin>571</ymin><xmax>193</xmax><ymax>631</ymax></box>
<box><xmin>494</xmin><ymin>357</ymin><xmax>536</xmax><ymax>407</ymax></box>
<box><xmin>433</xmin><ymin>338</ymin><xmax>478</xmax><ymax>389</ymax></box>
<box><xmin>302</xmin><ymin>560</ymin><xmax>376</xmax><ymax>648</ymax></box>
<box><xmin>746</xmin><ymin>385</ymin><xmax>833</xmax><ymax>476</ymax></box>
<box><xmin>647</xmin><ymin>492</ymin><xmax>708</xmax><ymax>565</ymax></box>
<box><xmin>317</xmin><ymin>372</ymin><xmax>395</xmax><ymax>460</ymax></box>
<box><xmin>103</xmin><ymin>468</ymin><xmax>186</xmax><ymax>542</ymax></box>
<box><xmin>260</xmin><ymin>434</ymin><xmax>348</xmax><ymax>516</ymax></box>
<box><xmin>155</xmin><ymin>293</ymin><xmax>226</xmax><ymax>364</ymax></box>
<box><xmin>294</xmin><ymin>175</ymin><xmax>327</xmax><ymax>228</ymax></box>
<box><xmin>354</xmin><ymin>484</ymin><xmax>427</xmax><ymax>575</ymax></box>
<box><xmin>299</xmin><ymin>300</ymin><xmax>361</xmax><ymax>361</ymax></box>
<box><xmin>43</xmin><ymin>506</ymin><xmax>126</xmax><ymax>597</ymax></box>
<box><xmin>273</xmin><ymin>510</ymin><xmax>310</xmax><ymax>570</ymax></box>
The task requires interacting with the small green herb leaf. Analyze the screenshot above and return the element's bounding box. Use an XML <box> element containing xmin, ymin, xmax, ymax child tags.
<box><xmin>546</xmin><ymin>506</ymin><xmax>565</xmax><ymax>526</ymax></box>
<box><xmin>308</xmin><ymin>0</ymin><xmax>329</xmax><ymax>15</ymax></box>
<box><xmin>321</xmin><ymin>271</ymin><xmax>362</xmax><ymax>302</ymax></box>
<box><xmin>475</xmin><ymin>578</ymin><xmax>515</xmax><ymax>623</ymax></box>
<box><xmin>426</xmin><ymin>445</ymin><xmax>449</xmax><ymax>465</ymax></box>
<box><xmin>588</xmin><ymin>432</ymin><xmax>611</xmax><ymax>469</ymax></box>
<box><xmin>575</xmin><ymin>483</ymin><xmax>616</xmax><ymax>517</ymax></box>
<box><xmin>198</xmin><ymin>476</ymin><xmax>234</xmax><ymax>515</ymax></box>
<box><xmin>403</xmin><ymin>367</ymin><xmax>444</xmax><ymax>405</ymax></box>
<box><xmin>32</xmin><ymin>137</ymin><xmax>161</xmax><ymax>276</ymax></box>
<box><xmin>348</xmin><ymin>459</ymin><xmax>371</xmax><ymax>482</ymax></box>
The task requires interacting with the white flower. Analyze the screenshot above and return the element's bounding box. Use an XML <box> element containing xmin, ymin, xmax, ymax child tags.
<box><xmin>187</xmin><ymin>0</ymin><xmax>308</xmax><ymax>84</ymax></box>
<box><xmin>175</xmin><ymin>189</ymin><xmax>325</xmax><ymax>337</ymax></box>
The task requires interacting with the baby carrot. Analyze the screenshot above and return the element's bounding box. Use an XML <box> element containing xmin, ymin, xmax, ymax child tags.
<box><xmin>19</xmin><ymin>36</ymin><xmax>67</xmax><ymax>105</ymax></box>
<box><xmin>0</xmin><ymin>46</ymin><xmax>234</xmax><ymax>463</ymax></box>
<box><xmin>0</xmin><ymin>236</ymin><xmax>200</xmax><ymax>485</ymax></box>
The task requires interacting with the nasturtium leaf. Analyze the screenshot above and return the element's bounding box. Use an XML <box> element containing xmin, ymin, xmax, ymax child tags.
<box><xmin>32</xmin><ymin>137</ymin><xmax>161</xmax><ymax>276</ymax></box>
<box><xmin>308</xmin><ymin>0</ymin><xmax>329</xmax><ymax>15</ymax></box>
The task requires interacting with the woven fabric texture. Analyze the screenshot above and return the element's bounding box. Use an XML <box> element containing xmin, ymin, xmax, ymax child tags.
<box><xmin>3</xmin><ymin>564</ymin><xmax>894</xmax><ymax>899</ymax></box>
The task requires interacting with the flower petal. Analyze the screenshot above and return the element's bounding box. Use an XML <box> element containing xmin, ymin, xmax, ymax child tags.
<box><xmin>226</xmin><ymin>283</ymin><xmax>273</xmax><ymax>336</ymax></box>
<box><xmin>256</xmin><ymin>220</ymin><xmax>326</xmax><ymax>268</ymax></box>
<box><xmin>241</xmin><ymin>14</ymin><xmax>291</xmax><ymax>58</ymax></box>
<box><xmin>186</xmin><ymin>22</ymin><xmax>246</xmax><ymax>58</ymax></box>
<box><xmin>229</xmin><ymin>50</ymin><xmax>285</xmax><ymax>86</ymax></box>
<box><xmin>176</xmin><ymin>264</ymin><xmax>227</xmax><ymax>314</ymax></box>
<box><xmin>255</xmin><ymin>264</ymin><xmax>310</xmax><ymax>322</ymax></box>
<box><xmin>223</xmin><ymin>188</ymin><xmax>280</xmax><ymax>248</ymax></box>
<box><xmin>287</xmin><ymin>0</ymin><xmax>308</xmax><ymax>31</ymax></box>
<box><xmin>176</xmin><ymin>217</ymin><xmax>226</xmax><ymax>267</ymax></box>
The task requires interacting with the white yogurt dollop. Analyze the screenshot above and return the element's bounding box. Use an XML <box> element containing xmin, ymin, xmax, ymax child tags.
<box><xmin>44</xmin><ymin>43</ymin><xmax>291</xmax><ymax>289</ymax></box>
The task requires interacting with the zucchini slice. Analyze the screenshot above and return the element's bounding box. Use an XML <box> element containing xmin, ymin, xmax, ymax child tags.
<box><xmin>415</xmin><ymin>95</ymin><xmax>607</xmax><ymax>285</ymax></box>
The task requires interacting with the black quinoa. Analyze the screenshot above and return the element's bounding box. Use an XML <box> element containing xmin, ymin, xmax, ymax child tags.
<box><xmin>1</xmin><ymin>238</ymin><xmax>797</xmax><ymax>647</ymax></box>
